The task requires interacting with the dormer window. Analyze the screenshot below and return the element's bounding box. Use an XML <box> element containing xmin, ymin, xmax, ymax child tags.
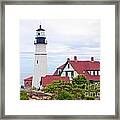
<box><xmin>91</xmin><ymin>71</ymin><xmax>93</xmax><ymax>75</ymax></box>
<box><xmin>88</xmin><ymin>70</ymin><xmax>100</xmax><ymax>76</ymax></box>
<box><xmin>95</xmin><ymin>71</ymin><xmax>97</xmax><ymax>75</ymax></box>
<box><xmin>37</xmin><ymin>60</ymin><xmax>38</xmax><ymax>64</ymax></box>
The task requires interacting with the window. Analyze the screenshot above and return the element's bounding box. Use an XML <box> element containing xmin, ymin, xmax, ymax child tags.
<box><xmin>38</xmin><ymin>33</ymin><xmax>40</xmax><ymax>35</ymax></box>
<box><xmin>89</xmin><ymin>71</ymin><xmax>101</xmax><ymax>75</ymax></box>
<box><xmin>99</xmin><ymin>70</ymin><xmax>100</xmax><ymax>75</ymax></box>
<box><xmin>41</xmin><ymin>32</ymin><xmax>45</xmax><ymax>36</ymax></box>
<box><xmin>95</xmin><ymin>71</ymin><xmax>97</xmax><ymax>75</ymax></box>
<box><xmin>97</xmin><ymin>71</ymin><xmax>99</xmax><ymax>75</ymax></box>
<box><xmin>87</xmin><ymin>71</ymin><xmax>89</xmax><ymax>74</ymax></box>
<box><xmin>37</xmin><ymin>60</ymin><xmax>38</xmax><ymax>64</ymax></box>
<box><xmin>68</xmin><ymin>72</ymin><xmax>71</xmax><ymax>77</ymax></box>
<box><xmin>91</xmin><ymin>71</ymin><xmax>93</xmax><ymax>75</ymax></box>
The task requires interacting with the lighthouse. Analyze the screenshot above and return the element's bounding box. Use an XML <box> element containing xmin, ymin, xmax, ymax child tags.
<box><xmin>32</xmin><ymin>25</ymin><xmax>47</xmax><ymax>89</ymax></box>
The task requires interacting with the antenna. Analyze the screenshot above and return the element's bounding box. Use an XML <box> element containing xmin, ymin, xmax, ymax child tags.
<box><xmin>40</xmin><ymin>25</ymin><xmax>41</xmax><ymax>29</ymax></box>
<box><xmin>39</xmin><ymin>22</ymin><xmax>42</xmax><ymax>29</ymax></box>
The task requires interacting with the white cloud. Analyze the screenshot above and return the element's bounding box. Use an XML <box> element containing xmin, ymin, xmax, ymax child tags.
<box><xmin>20</xmin><ymin>19</ymin><xmax>100</xmax><ymax>75</ymax></box>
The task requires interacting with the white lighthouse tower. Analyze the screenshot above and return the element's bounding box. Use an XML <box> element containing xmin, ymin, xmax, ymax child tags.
<box><xmin>32</xmin><ymin>25</ymin><xmax>47</xmax><ymax>89</ymax></box>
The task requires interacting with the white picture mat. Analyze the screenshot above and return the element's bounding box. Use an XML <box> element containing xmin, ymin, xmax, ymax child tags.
<box><xmin>5</xmin><ymin>5</ymin><xmax>115</xmax><ymax>115</ymax></box>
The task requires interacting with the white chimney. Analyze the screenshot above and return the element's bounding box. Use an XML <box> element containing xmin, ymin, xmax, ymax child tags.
<box><xmin>74</xmin><ymin>56</ymin><xmax>77</xmax><ymax>61</ymax></box>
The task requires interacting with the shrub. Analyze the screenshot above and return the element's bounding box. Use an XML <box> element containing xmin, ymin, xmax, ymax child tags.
<box><xmin>20</xmin><ymin>91</ymin><xmax>29</xmax><ymax>100</ymax></box>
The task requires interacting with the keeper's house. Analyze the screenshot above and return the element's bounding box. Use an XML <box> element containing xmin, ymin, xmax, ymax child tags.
<box><xmin>54</xmin><ymin>56</ymin><xmax>100</xmax><ymax>81</ymax></box>
<box><xmin>41</xmin><ymin>56</ymin><xmax>100</xmax><ymax>86</ymax></box>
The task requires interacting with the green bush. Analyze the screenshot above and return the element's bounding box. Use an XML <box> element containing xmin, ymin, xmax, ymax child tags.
<box><xmin>43</xmin><ymin>75</ymin><xmax>100</xmax><ymax>100</ymax></box>
<box><xmin>56</xmin><ymin>90</ymin><xmax>75</xmax><ymax>100</ymax></box>
<box><xmin>20</xmin><ymin>91</ymin><xmax>29</xmax><ymax>100</ymax></box>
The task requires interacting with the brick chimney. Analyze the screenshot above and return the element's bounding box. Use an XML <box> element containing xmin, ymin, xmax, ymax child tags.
<box><xmin>91</xmin><ymin>57</ymin><xmax>94</xmax><ymax>61</ymax></box>
<box><xmin>74</xmin><ymin>56</ymin><xmax>77</xmax><ymax>61</ymax></box>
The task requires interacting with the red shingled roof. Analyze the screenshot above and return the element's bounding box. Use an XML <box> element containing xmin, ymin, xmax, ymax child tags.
<box><xmin>41</xmin><ymin>75</ymin><xmax>70</xmax><ymax>87</ymax></box>
<box><xmin>84</xmin><ymin>73</ymin><xmax>100</xmax><ymax>81</ymax></box>
<box><xmin>24</xmin><ymin>76</ymin><xmax>33</xmax><ymax>81</ymax></box>
<box><xmin>54</xmin><ymin>70</ymin><xmax>59</xmax><ymax>75</ymax></box>
<box><xmin>24</xmin><ymin>76</ymin><xmax>33</xmax><ymax>88</ymax></box>
<box><xmin>53</xmin><ymin>60</ymin><xmax>100</xmax><ymax>81</ymax></box>
<box><xmin>54</xmin><ymin>60</ymin><xmax>100</xmax><ymax>75</ymax></box>
<box><xmin>68</xmin><ymin>60</ymin><xmax>100</xmax><ymax>74</ymax></box>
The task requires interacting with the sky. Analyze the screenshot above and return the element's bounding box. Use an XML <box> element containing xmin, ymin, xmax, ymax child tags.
<box><xmin>20</xmin><ymin>19</ymin><xmax>100</xmax><ymax>85</ymax></box>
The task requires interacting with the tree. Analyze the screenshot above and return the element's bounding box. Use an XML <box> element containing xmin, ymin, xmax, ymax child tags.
<box><xmin>43</xmin><ymin>75</ymin><xmax>100</xmax><ymax>100</ymax></box>
<box><xmin>20</xmin><ymin>90</ymin><xmax>29</xmax><ymax>100</ymax></box>
<box><xmin>56</xmin><ymin>90</ymin><xmax>75</xmax><ymax>100</ymax></box>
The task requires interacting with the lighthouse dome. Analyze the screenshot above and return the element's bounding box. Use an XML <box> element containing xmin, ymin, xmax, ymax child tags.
<box><xmin>35</xmin><ymin>25</ymin><xmax>47</xmax><ymax>44</ymax></box>
<box><xmin>36</xmin><ymin>25</ymin><xmax>45</xmax><ymax>31</ymax></box>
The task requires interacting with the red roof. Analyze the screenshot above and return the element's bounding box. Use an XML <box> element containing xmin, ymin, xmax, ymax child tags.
<box><xmin>69</xmin><ymin>60</ymin><xmax>100</xmax><ymax>74</ymax></box>
<box><xmin>58</xmin><ymin>64</ymin><xmax>66</xmax><ymax>69</ymax></box>
<box><xmin>54</xmin><ymin>60</ymin><xmax>100</xmax><ymax>74</ymax></box>
<box><xmin>84</xmin><ymin>73</ymin><xmax>100</xmax><ymax>81</ymax></box>
<box><xmin>53</xmin><ymin>59</ymin><xmax>100</xmax><ymax>81</ymax></box>
<box><xmin>24</xmin><ymin>76</ymin><xmax>33</xmax><ymax>81</ymax></box>
<box><xmin>41</xmin><ymin>75</ymin><xmax>70</xmax><ymax>87</ymax></box>
<box><xmin>24</xmin><ymin>76</ymin><xmax>33</xmax><ymax>88</ymax></box>
<box><xmin>54</xmin><ymin>64</ymin><xmax>66</xmax><ymax>75</ymax></box>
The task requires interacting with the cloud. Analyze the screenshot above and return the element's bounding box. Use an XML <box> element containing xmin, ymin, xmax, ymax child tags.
<box><xmin>20</xmin><ymin>19</ymin><xmax>100</xmax><ymax>76</ymax></box>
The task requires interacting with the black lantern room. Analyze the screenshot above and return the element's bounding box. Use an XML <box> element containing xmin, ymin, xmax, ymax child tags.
<box><xmin>34</xmin><ymin>25</ymin><xmax>47</xmax><ymax>44</ymax></box>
